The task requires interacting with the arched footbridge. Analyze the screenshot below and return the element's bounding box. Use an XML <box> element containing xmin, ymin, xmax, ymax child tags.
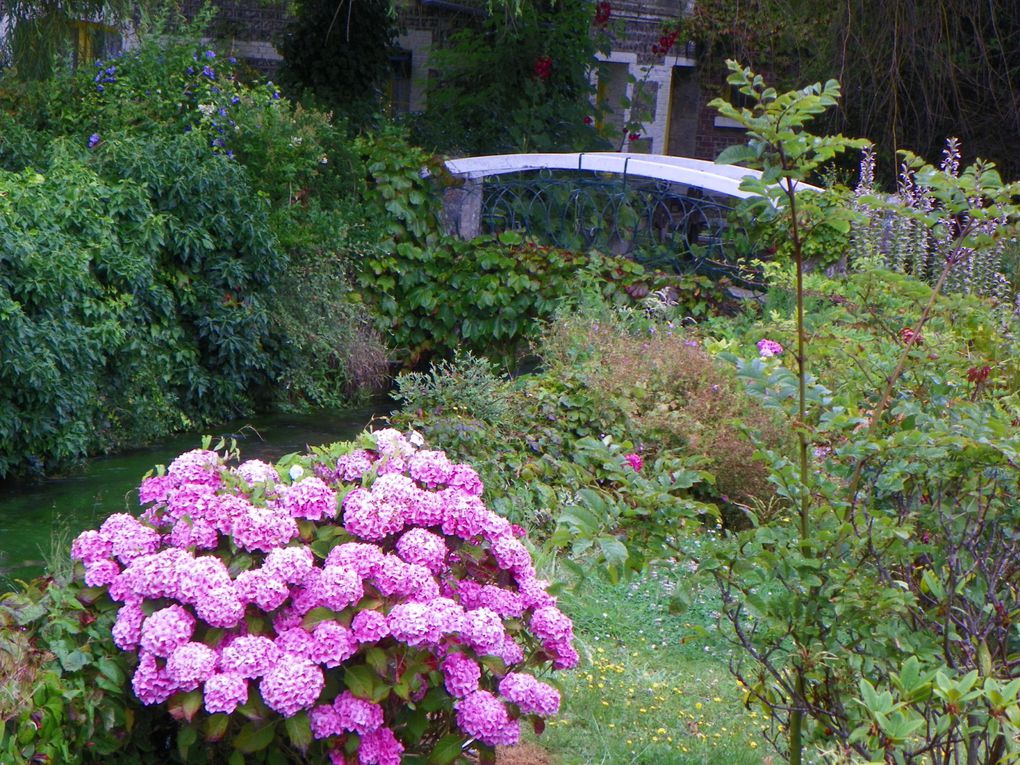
<box><xmin>437</xmin><ymin>152</ymin><xmax>819</xmax><ymax>275</ymax></box>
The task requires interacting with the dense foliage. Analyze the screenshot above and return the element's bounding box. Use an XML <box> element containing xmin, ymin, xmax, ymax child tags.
<box><xmin>410</xmin><ymin>0</ymin><xmax>610</xmax><ymax>154</ymax></box>
<box><xmin>0</xmin><ymin>26</ymin><xmax>389</xmax><ymax>475</ymax></box>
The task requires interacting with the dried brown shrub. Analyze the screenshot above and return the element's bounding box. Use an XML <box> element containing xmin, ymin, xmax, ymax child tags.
<box><xmin>540</xmin><ymin>317</ymin><xmax>788</xmax><ymax>518</ymax></box>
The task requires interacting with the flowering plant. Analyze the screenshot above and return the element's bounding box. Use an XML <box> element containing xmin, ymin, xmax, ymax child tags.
<box><xmin>71</xmin><ymin>429</ymin><xmax>574</xmax><ymax>764</ymax></box>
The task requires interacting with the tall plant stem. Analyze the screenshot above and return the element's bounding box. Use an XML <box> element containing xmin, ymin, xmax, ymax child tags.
<box><xmin>785</xmin><ymin>171</ymin><xmax>808</xmax><ymax>765</ymax></box>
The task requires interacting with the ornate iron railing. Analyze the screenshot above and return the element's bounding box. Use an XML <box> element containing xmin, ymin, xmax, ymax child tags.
<box><xmin>443</xmin><ymin>171</ymin><xmax>758</xmax><ymax>285</ymax></box>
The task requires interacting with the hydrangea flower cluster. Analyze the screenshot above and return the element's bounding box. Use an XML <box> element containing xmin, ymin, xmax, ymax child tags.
<box><xmin>757</xmin><ymin>338</ymin><xmax>784</xmax><ymax>358</ymax></box>
<box><xmin>72</xmin><ymin>429</ymin><xmax>574</xmax><ymax>762</ymax></box>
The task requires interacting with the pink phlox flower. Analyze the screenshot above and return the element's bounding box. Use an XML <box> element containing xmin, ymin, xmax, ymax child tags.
<box><xmin>395</xmin><ymin>528</ymin><xmax>447</xmax><ymax>573</ymax></box>
<box><xmin>71</xmin><ymin>529</ymin><xmax>113</xmax><ymax>564</ymax></box>
<box><xmin>455</xmin><ymin>690</ymin><xmax>519</xmax><ymax>747</ymax></box>
<box><xmin>357</xmin><ymin>725</ymin><xmax>404</xmax><ymax>765</ymax></box>
<box><xmin>264</xmin><ymin>545</ymin><xmax>315</xmax><ymax>584</ymax></box>
<box><xmin>203</xmin><ymin>672</ymin><xmax>248</xmax><ymax>714</ymax></box>
<box><xmin>624</xmin><ymin>452</ymin><xmax>643</xmax><ymax>472</ymax></box>
<box><xmin>408</xmin><ymin>450</ymin><xmax>454</xmax><ymax>488</ymax></box>
<box><xmin>310</xmin><ymin>621</ymin><xmax>358</xmax><ymax>667</ymax></box>
<box><xmin>220</xmin><ymin>635</ymin><xmax>281</xmax><ymax>679</ymax></box>
<box><xmin>388</xmin><ymin>602</ymin><xmax>438</xmax><ymax>647</ymax></box>
<box><xmin>325</xmin><ymin>542</ymin><xmax>384</xmax><ymax>578</ymax></box>
<box><xmin>84</xmin><ymin>558</ymin><xmax>121</xmax><ymax>587</ymax></box>
<box><xmin>447</xmin><ymin>464</ymin><xmax>484</xmax><ymax>496</ymax></box>
<box><xmin>232</xmin><ymin>506</ymin><xmax>298</xmax><ymax>552</ymax></box>
<box><xmin>462</xmin><ymin>607</ymin><xmax>506</xmax><ymax>655</ymax></box>
<box><xmin>334</xmin><ymin>690</ymin><xmax>384</xmax><ymax>735</ymax></box>
<box><xmin>132</xmin><ymin>651</ymin><xmax>177</xmax><ymax>705</ymax></box>
<box><xmin>351</xmin><ymin>609</ymin><xmax>390</xmax><ymax>643</ymax></box>
<box><xmin>112</xmin><ymin>601</ymin><xmax>146</xmax><ymax>650</ymax></box>
<box><xmin>167</xmin><ymin>641</ymin><xmax>218</xmax><ymax>690</ymax></box>
<box><xmin>234</xmin><ymin>459</ymin><xmax>279</xmax><ymax>487</ymax></box>
<box><xmin>138</xmin><ymin>474</ymin><xmax>174</xmax><ymax>508</ymax></box>
<box><xmin>498</xmin><ymin>672</ymin><xmax>561</xmax><ymax>716</ymax></box>
<box><xmin>757</xmin><ymin>338</ymin><xmax>784</xmax><ymax>358</ymax></box>
<box><xmin>343</xmin><ymin>488</ymin><xmax>404</xmax><ymax>541</ymax></box>
<box><xmin>441</xmin><ymin>652</ymin><xmax>481</xmax><ymax>698</ymax></box>
<box><xmin>261</xmin><ymin>654</ymin><xmax>324</xmax><ymax>717</ymax></box>
<box><xmin>335</xmin><ymin>449</ymin><xmax>375</xmax><ymax>482</ymax></box>
<box><xmin>275</xmin><ymin>626</ymin><xmax>317</xmax><ymax>659</ymax></box>
<box><xmin>489</xmin><ymin>535</ymin><xmax>533</xmax><ymax>574</ymax></box>
<box><xmin>275</xmin><ymin>476</ymin><xmax>337</xmax><ymax>521</ymax></box>
<box><xmin>169</xmin><ymin>516</ymin><xmax>218</xmax><ymax>550</ymax></box>
<box><xmin>310</xmin><ymin>704</ymin><xmax>345</xmax><ymax>739</ymax></box>
<box><xmin>439</xmin><ymin>490</ymin><xmax>486</xmax><ymax>539</ymax></box>
<box><xmin>101</xmin><ymin>513</ymin><xmax>161</xmax><ymax>564</ymax></box>
<box><xmin>140</xmin><ymin>604</ymin><xmax>195</xmax><ymax>657</ymax></box>
<box><xmin>235</xmin><ymin>569</ymin><xmax>290</xmax><ymax>611</ymax></box>
<box><xmin>167</xmin><ymin>448</ymin><xmax>222</xmax><ymax>488</ymax></box>
<box><xmin>195</xmin><ymin>583</ymin><xmax>245</xmax><ymax>628</ymax></box>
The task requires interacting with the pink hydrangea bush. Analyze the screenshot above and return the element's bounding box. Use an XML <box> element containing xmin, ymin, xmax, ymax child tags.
<box><xmin>71</xmin><ymin>430</ymin><xmax>575</xmax><ymax>763</ymax></box>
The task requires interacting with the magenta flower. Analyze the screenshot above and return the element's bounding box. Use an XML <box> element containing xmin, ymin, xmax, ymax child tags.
<box><xmin>624</xmin><ymin>452</ymin><xmax>643</xmax><ymax>472</ymax></box>
<box><xmin>757</xmin><ymin>338</ymin><xmax>784</xmax><ymax>358</ymax></box>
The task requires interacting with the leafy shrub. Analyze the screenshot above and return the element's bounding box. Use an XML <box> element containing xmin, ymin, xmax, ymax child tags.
<box><xmin>57</xmin><ymin>430</ymin><xmax>574</xmax><ymax>764</ymax></box>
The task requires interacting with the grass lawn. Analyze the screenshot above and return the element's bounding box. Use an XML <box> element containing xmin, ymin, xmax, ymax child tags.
<box><xmin>534</xmin><ymin>563</ymin><xmax>769</xmax><ymax>765</ymax></box>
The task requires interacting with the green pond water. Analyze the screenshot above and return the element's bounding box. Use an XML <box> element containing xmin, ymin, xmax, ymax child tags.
<box><xmin>0</xmin><ymin>404</ymin><xmax>389</xmax><ymax>589</ymax></box>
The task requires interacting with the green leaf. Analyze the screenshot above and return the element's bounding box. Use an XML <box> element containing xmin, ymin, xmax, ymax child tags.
<box><xmin>205</xmin><ymin>714</ymin><xmax>230</xmax><ymax>743</ymax></box>
<box><xmin>428</xmin><ymin>733</ymin><xmax>467</xmax><ymax>765</ymax></box>
<box><xmin>345</xmin><ymin>664</ymin><xmax>377</xmax><ymax>700</ymax></box>
<box><xmin>233</xmin><ymin>720</ymin><xmax>278</xmax><ymax>753</ymax></box>
<box><xmin>177</xmin><ymin>726</ymin><xmax>198</xmax><ymax>761</ymax></box>
<box><xmin>284</xmin><ymin>712</ymin><xmax>312</xmax><ymax>752</ymax></box>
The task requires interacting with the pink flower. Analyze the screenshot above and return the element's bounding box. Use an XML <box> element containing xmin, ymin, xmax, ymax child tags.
<box><xmin>351</xmin><ymin>610</ymin><xmax>390</xmax><ymax>643</ymax></box>
<box><xmin>358</xmin><ymin>725</ymin><xmax>404</xmax><ymax>765</ymax></box>
<box><xmin>334</xmin><ymin>690</ymin><xmax>384</xmax><ymax>735</ymax></box>
<box><xmin>499</xmin><ymin>672</ymin><xmax>561</xmax><ymax>716</ymax></box>
<box><xmin>140</xmin><ymin>605</ymin><xmax>195</xmax><ymax>658</ymax></box>
<box><xmin>112</xmin><ymin>601</ymin><xmax>145</xmax><ymax>651</ymax></box>
<box><xmin>442</xmin><ymin>653</ymin><xmax>481</xmax><ymax>698</ymax></box>
<box><xmin>462</xmin><ymin>608</ymin><xmax>506</xmax><ymax>655</ymax></box>
<box><xmin>195</xmin><ymin>583</ymin><xmax>245</xmax><ymax>628</ymax></box>
<box><xmin>335</xmin><ymin>449</ymin><xmax>375</xmax><ymax>482</ymax></box>
<box><xmin>234</xmin><ymin>459</ymin><xmax>278</xmax><ymax>486</ymax></box>
<box><xmin>203</xmin><ymin>672</ymin><xmax>248</xmax><ymax>714</ymax></box>
<box><xmin>71</xmin><ymin>529</ymin><xmax>112</xmax><ymax>563</ymax></box>
<box><xmin>455</xmin><ymin>690</ymin><xmax>519</xmax><ymax>747</ymax></box>
<box><xmin>310</xmin><ymin>621</ymin><xmax>358</xmax><ymax>667</ymax></box>
<box><xmin>310</xmin><ymin>704</ymin><xmax>345</xmax><ymax>739</ymax></box>
<box><xmin>167</xmin><ymin>641</ymin><xmax>218</xmax><ymax>690</ymax></box>
<box><xmin>84</xmin><ymin>558</ymin><xmax>120</xmax><ymax>587</ymax></box>
<box><xmin>325</xmin><ymin>542</ymin><xmax>384</xmax><ymax>578</ymax></box>
<box><xmin>624</xmin><ymin>452</ymin><xmax>643</xmax><ymax>472</ymax></box>
<box><xmin>167</xmin><ymin>449</ymin><xmax>221</xmax><ymax>487</ymax></box>
<box><xmin>408</xmin><ymin>450</ymin><xmax>454</xmax><ymax>488</ymax></box>
<box><xmin>395</xmin><ymin>528</ymin><xmax>447</xmax><ymax>573</ymax></box>
<box><xmin>132</xmin><ymin>651</ymin><xmax>177</xmax><ymax>705</ymax></box>
<box><xmin>261</xmin><ymin>654</ymin><xmax>324</xmax><ymax>717</ymax></box>
<box><xmin>232</xmin><ymin>506</ymin><xmax>298</xmax><ymax>552</ymax></box>
<box><xmin>318</xmin><ymin>565</ymin><xmax>364</xmax><ymax>611</ymax></box>
<box><xmin>757</xmin><ymin>338</ymin><xmax>784</xmax><ymax>358</ymax></box>
<box><xmin>343</xmin><ymin>488</ymin><xmax>404</xmax><ymax>541</ymax></box>
<box><xmin>220</xmin><ymin>635</ymin><xmax>281</xmax><ymax>678</ymax></box>
<box><xmin>275</xmin><ymin>476</ymin><xmax>337</xmax><ymax>521</ymax></box>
